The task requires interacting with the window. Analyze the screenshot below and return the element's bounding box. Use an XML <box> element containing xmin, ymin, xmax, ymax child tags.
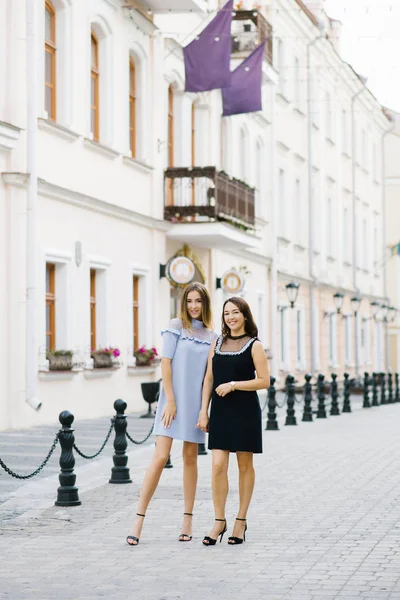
<box><xmin>327</xmin><ymin>197</ymin><xmax>333</xmax><ymax>257</ymax></box>
<box><xmin>361</xmin><ymin>318</ymin><xmax>371</xmax><ymax>365</ymax></box>
<box><xmin>46</xmin><ymin>263</ymin><xmax>56</xmax><ymax>351</ymax></box>
<box><xmin>239</xmin><ymin>127</ymin><xmax>249</xmax><ymax>183</ymax></box>
<box><xmin>129</xmin><ymin>58</ymin><xmax>136</xmax><ymax>157</ymax></box>
<box><xmin>344</xmin><ymin>315</ymin><xmax>352</xmax><ymax>365</ymax></box>
<box><xmin>90</xmin><ymin>32</ymin><xmax>99</xmax><ymax>141</ymax></box>
<box><xmin>45</xmin><ymin>1</ymin><xmax>56</xmax><ymax>120</ymax></box>
<box><xmin>329</xmin><ymin>313</ymin><xmax>337</xmax><ymax>366</ymax></box>
<box><xmin>295</xmin><ymin>178</ymin><xmax>302</xmax><ymax>245</ymax></box>
<box><xmin>220</xmin><ymin>118</ymin><xmax>229</xmax><ymax>172</ymax></box>
<box><xmin>168</xmin><ymin>85</ymin><xmax>174</xmax><ymax>167</ymax></box>
<box><xmin>373</xmin><ymin>225</ymin><xmax>378</xmax><ymax>270</ymax></box>
<box><xmin>278</xmin><ymin>39</ymin><xmax>285</xmax><ymax>96</ymax></box>
<box><xmin>362</xmin><ymin>129</ymin><xmax>367</xmax><ymax>168</ymax></box>
<box><xmin>278</xmin><ymin>168</ymin><xmax>285</xmax><ymax>237</ymax></box>
<box><xmin>325</xmin><ymin>91</ymin><xmax>332</xmax><ymax>139</ymax></box>
<box><xmin>341</xmin><ymin>109</ymin><xmax>347</xmax><ymax>153</ymax></box>
<box><xmin>255</xmin><ymin>140</ymin><xmax>263</xmax><ymax>217</ymax></box>
<box><xmin>133</xmin><ymin>275</ymin><xmax>139</xmax><ymax>351</ymax></box>
<box><xmin>373</xmin><ymin>143</ymin><xmax>377</xmax><ymax>180</ymax></box>
<box><xmin>294</xmin><ymin>56</ymin><xmax>300</xmax><ymax>108</ymax></box>
<box><xmin>343</xmin><ymin>207</ymin><xmax>350</xmax><ymax>263</ymax></box>
<box><xmin>90</xmin><ymin>269</ymin><xmax>96</xmax><ymax>350</ymax></box>
<box><xmin>362</xmin><ymin>218</ymin><xmax>368</xmax><ymax>270</ymax></box>
<box><xmin>310</xmin><ymin>76</ymin><xmax>319</xmax><ymax>128</ymax></box>
<box><xmin>191</xmin><ymin>102</ymin><xmax>196</xmax><ymax>167</ymax></box>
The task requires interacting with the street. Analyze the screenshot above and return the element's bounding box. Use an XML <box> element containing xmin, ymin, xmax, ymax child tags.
<box><xmin>1</xmin><ymin>397</ymin><xmax>400</xmax><ymax>599</ymax></box>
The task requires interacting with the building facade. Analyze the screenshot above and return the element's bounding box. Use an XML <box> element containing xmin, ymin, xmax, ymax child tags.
<box><xmin>0</xmin><ymin>0</ymin><xmax>392</xmax><ymax>431</ymax></box>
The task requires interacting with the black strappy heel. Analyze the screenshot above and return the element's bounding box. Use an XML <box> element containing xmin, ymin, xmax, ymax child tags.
<box><xmin>126</xmin><ymin>513</ymin><xmax>145</xmax><ymax>546</ymax></box>
<box><xmin>228</xmin><ymin>517</ymin><xmax>247</xmax><ymax>545</ymax></box>
<box><xmin>202</xmin><ymin>518</ymin><xmax>227</xmax><ymax>546</ymax></box>
<box><xmin>178</xmin><ymin>512</ymin><xmax>193</xmax><ymax>542</ymax></box>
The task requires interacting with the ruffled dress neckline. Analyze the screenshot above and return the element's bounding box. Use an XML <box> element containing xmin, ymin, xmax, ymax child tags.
<box><xmin>192</xmin><ymin>318</ymin><xmax>204</xmax><ymax>330</ymax></box>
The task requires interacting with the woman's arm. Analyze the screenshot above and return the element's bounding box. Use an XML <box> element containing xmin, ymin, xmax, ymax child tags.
<box><xmin>160</xmin><ymin>357</ymin><xmax>176</xmax><ymax>428</ymax></box>
<box><xmin>215</xmin><ymin>341</ymin><xmax>270</xmax><ymax>397</ymax></box>
<box><xmin>196</xmin><ymin>340</ymin><xmax>217</xmax><ymax>430</ymax></box>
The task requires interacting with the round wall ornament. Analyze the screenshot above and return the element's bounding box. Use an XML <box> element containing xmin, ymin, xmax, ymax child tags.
<box><xmin>167</xmin><ymin>256</ymin><xmax>196</xmax><ymax>286</ymax></box>
<box><xmin>221</xmin><ymin>269</ymin><xmax>244</xmax><ymax>294</ymax></box>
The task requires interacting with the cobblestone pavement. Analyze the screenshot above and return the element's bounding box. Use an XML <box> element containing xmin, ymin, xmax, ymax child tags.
<box><xmin>2</xmin><ymin>394</ymin><xmax>398</xmax><ymax>600</ymax></box>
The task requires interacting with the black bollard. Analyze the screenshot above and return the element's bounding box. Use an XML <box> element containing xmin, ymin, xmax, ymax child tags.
<box><xmin>164</xmin><ymin>454</ymin><xmax>173</xmax><ymax>469</ymax></box>
<box><xmin>285</xmin><ymin>375</ymin><xmax>297</xmax><ymax>426</ymax></box>
<box><xmin>109</xmin><ymin>399</ymin><xmax>132</xmax><ymax>484</ymax></box>
<box><xmin>381</xmin><ymin>373</ymin><xmax>387</xmax><ymax>405</ymax></box>
<box><xmin>198</xmin><ymin>443</ymin><xmax>208</xmax><ymax>456</ymax></box>
<box><xmin>362</xmin><ymin>372</ymin><xmax>371</xmax><ymax>408</ymax></box>
<box><xmin>371</xmin><ymin>372</ymin><xmax>379</xmax><ymax>406</ymax></box>
<box><xmin>266</xmin><ymin>376</ymin><xmax>279</xmax><ymax>430</ymax></box>
<box><xmin>395</xmin><ymin>373</ymin><xmax>400</xmax><ymax>403</ymax></box>
<box><xmin>342</xmin><ymin>373</ymin><xmax>352</xmax><ymax>413</ymax></box>
<box><xmin>55</xmin><ymin>411</ymin><xmax>81</xmax><ymax>506</ymax></box>
<box><xmin>330</xmin><ymin>373</ymin><xmax>340</xmax><ymax>415</ymax></box>
<box><xmin>302</xmin><ymin>374</ymin><xmax>313</xmax><ymax>422</ymax></box>
<box><xmin>317</xmin><ymin>374</ymin><xmax>327</xmax><ymax>418</ymax></box>
<box><xmin>388</xmin><ymin>372</ymin><xmax>394</xmax><ymax>404</ymax></box>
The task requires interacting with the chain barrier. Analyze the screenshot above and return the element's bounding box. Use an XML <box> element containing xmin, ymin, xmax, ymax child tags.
<box><xmin>73</xmin><ymin>419</ymin><xmax>115</xmax><ymax>460</ymax></box>
<box><xmin>275</xmin><ymin>393</ymin><xmax>288</xmax><ymax>409</ymax></box>
<box><xmin>0</xmin><ymin>434</ymin><xmax>59</xmax><ymax>480</ymax></box>
<box><xmin>126</xmin><ymin>422</ymin><xmax>154</xmax><ymax>445</ymax></box>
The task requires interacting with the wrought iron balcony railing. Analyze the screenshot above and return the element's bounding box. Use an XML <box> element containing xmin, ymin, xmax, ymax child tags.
<box><xmin>164</xmin><ymin>166</ymin><xmax>255</xmax><ymax>229</ymax></box>
<box><xmin>231</xmin><ymin>9</ymin><xmax>273</xmax><ymax>65</ymax></box>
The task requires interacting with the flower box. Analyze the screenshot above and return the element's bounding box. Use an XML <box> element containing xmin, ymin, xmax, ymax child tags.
<box><xmin>47</xmin><ymin>350</ymin><xmax>74</xmax><ymax>371</ymax></box>
<box><xmin>133</xmin><ymin>346</ymin><xmax>159</xmax><ymax>368</ymax></box>
<box><xmin>91</xmin><ymin>347</ymin><xmax>120</xmax><ymax>369</ymax></box>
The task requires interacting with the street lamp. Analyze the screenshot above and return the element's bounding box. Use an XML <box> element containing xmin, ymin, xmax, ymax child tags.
<box><xmin>333</xmin><ymin>292</ymin><xmax>344</xmax><ymax>314</ymax></box>
<box><xmin>380</xmin><ymin>304</ymin><xmax>388</xmax><ymax>321</ymax></box>
<box><xmin>286</xmin><ymin>281</ymin><xmax>300</xmax><ymax>308</ymax></box>
<box><xmin>351</xmin><ymin>296</ymin><xmax>361</xmax><ymax>314</ymax></box>
<box><xmin>388</xmin><ymin>306</ymin><xmax>397</xmax><ymax>323</ymax></box>
<box><xmin>371</xmin><ymin>301</ymin><xmax>380</xmax><ymax>320</ymax></box>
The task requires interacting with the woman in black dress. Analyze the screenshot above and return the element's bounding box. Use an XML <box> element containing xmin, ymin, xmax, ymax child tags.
<box><xmin>197</xmin><ymin>297</ymin><xmax>270</xmax><ymax>546</ymax></box>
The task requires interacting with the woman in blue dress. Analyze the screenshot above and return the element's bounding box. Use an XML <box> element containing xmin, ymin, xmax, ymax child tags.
<box><xmin>127</xmin><ymin>282</ymin><xmax>216</xmax><ymax>546</ymax></box>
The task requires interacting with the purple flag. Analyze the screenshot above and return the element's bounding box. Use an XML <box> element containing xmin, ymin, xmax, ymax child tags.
<box><xmin>183</xmin><ymin>0</ymin><xmax>233</xmax><ymax>93</ymax></box>
<box><xmin>222</xmin><ymin>41</ymin><xmax>266</xmax><ymax>117</ymax></box>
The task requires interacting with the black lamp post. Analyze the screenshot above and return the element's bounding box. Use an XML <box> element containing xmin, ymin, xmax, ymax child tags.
<box><xmin>370</xmin><ymin>301</ymin><xmax>380</xmax><ymax>320</ymax></box>
<box><xmin>333</xmin><ymin>292</ymin><xmax>344</xmax><ymax>314</ymax></box>
<box><xmin>286</xmin><ymin>281</ymin><xmax>300</xmax><ymax>308</ymax></box>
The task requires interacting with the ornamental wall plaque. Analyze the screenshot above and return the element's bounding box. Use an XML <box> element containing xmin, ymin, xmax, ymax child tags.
<box><xmin>221</xmin><ymin>269</ymin><xmax>244</xmax><ymax>294</ymax></box>
<box><xmin>167</xmin><ymin>256</ymin><xmax>196</xmax><ymax>286</ymax></box>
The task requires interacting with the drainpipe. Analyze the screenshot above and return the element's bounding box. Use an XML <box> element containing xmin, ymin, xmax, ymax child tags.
<box><xmin>307</xmin><ymin>30</ymin><xmax>325</xmax><ymax>375</ymax></box>
<box><xmin>382</xmin><ymin>119</ymin><xmax>396</xmax><ymax>371</ymax></box>
<box><xmin>25</xmin><ymin>0</ymin><xmax>41</xmax><ymax>411</ymax></box>
<box><xmin>351</xmin><ymin>85</ymin><xmax>369</xmax><ymax>381</ymax></box>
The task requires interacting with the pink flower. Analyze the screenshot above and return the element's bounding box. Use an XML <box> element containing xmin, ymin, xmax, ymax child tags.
<box><xmin>113</xmin><ymin>349</ymin><xmax>120</xmax><ymax>357</ymax></box>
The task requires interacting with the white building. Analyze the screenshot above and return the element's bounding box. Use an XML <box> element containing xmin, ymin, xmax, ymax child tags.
<box><xmin>0</xmin><ymin>0</ymin><xmax>392</xmax><ymax>431</ymax></box>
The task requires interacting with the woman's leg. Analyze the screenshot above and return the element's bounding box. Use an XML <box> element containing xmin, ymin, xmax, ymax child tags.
<box><xmin>229</xmin><ymin>451</ymin><xmax>255</xmax><ymax>540</ymax></box>
<box><xmin>180</xmin><ymin>441</ymin><xmax>198</xmax><ymax>539</ymax></box>
<box><xmin>127</xmin><ymin>436</ymin><xmax>173</xmax><ymax>544</ymax></box>
<box><xmin>204</xmin><ymin>449</ymin><xmax>230</xmax><ymax>542</ymax></box>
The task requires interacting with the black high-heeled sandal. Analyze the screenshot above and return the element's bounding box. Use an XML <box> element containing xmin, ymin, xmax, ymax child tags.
<box><xmin>126</xmin><ymin>513</ymin><xmax>145</xmax><ymax>546</ymax></box>
<box><xmin>202</xmin><ymin>518</ymin><xmax>227</xmax><ymax>546</ymax></box>
<box><xmin>228</xmin><ymin>518</ymin><xmax>247</xmax><ymax>545</ymax></box>
<box><xmin>178</xmin><ymin>512</ymin><xmax>193</xmax><ymax>542</ymax></box>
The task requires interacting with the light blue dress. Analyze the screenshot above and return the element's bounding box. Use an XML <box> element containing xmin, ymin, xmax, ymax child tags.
<box><xmin>154</xmin><ymin>318</ymin><xmax>217</xmax><ymax>443</ymax></box>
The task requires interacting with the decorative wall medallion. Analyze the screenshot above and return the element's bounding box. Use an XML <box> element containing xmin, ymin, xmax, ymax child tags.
<box><xmin>167</xmin><ymin>256</ymin><xmax>196</xmax><ymax>286</ymax></box>
<box><xmin>221</xmin><ymin>269</ymin><xmax>244</xmax><ymax>294</ymax></box>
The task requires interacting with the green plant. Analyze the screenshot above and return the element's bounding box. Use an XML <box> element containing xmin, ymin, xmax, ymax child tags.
<box><xmin>46</xmin><ymin>349</ymin><xmax>73</xmax><ymax>359</ymax></box>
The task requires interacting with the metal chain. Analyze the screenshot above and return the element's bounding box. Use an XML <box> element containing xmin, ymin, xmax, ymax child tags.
<box><xmin>0</xmin><ymin>434</ymin><xmax>59</xmax><ymax>480</ymax></box>
<box><xmin>73</xmin><ymin>420</ymin><xmax>114</xmax><ymax>460</ymax></box>
<box><xmin>275</xmin><ymin>393</ymin><xmax>288</xmax><ymax>409</ymax></box>
<box><xmin>126</xmin><ymin>422</ymin><xmax>154</xmax><ymax>445</ymax></box>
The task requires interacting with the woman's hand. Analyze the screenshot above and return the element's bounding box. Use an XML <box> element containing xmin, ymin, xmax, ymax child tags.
<box><xmin>215</xmin><ymin>382</ymin><xmax>234</xmax><ymax>397</ymax></box>
<box><xmin>162</xmin><ymin>401</ymin><xmax>176</xmax><ymax>428</ymax></box>
<box><xmin>196</xmin><ymin>411</ymin><xmax>209</xmax><ymax>432</ymax></box>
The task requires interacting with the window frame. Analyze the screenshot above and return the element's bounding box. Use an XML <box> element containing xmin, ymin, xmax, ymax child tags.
<box><xmin>129</xmin><ymin>58</ymin><xmax>136</xmax><ymax>158</ymax></box>
<box><xmin>90</xmin><ymin>268</ymin><xmax>97</xmax><ymax>351</ymax></box>
<box><xmin>46</xmin><ymin>263</ymin><xmax>56</xmax><ymax>351</ymax></box>
<box><xmin>133</xmin><ymin>274</ymin><xmax>139</xmax><ymax>352</ymax></box>
<box><xmin>45</xmin><ymin>0</ymin><xmax>56</xmax><ymax>121</ymax></box>
<box><xmin>90</xmin><ymin>31</ymin><xmax>100</xmax><ymax>142</ymax></box>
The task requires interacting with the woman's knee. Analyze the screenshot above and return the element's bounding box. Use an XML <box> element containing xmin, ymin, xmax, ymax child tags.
<box><xmin>212</xmin><ymin>458</ymin><xmax>228</xmax><ymax>476</ymax></box>
<box><xmin>237</xmin><ymin>456</ymin><xmax>254</xmax><ymax>474</ymax></box>
<box><xmin>183</xmin><ymin>450</ymin><xmax>198</xmax><ymax>467</ymax></box>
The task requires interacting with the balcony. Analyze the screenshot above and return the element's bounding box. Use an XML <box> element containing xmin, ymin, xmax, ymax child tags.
<box><xmin>138</xmin><ymin>0</ymin><xmax>209</xmax><ymax>12</ymax></box>
<box><xmin>164</xmin><ymin>166</ymin><xmax>260</xmax><ymax>249</ymax></box>
<box><xmin>231</xmin><ymin>9</ymin><xmax>273</xmax><ymax>65</ymax></box>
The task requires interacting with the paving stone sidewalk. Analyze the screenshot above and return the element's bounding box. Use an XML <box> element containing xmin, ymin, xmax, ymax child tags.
<box><xmin>2</xmin><ymin>395</ymin><xmax>398</xmax><ymax>600</ymax></box>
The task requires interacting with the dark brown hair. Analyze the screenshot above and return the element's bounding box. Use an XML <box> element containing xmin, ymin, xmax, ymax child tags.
<box><xmin>221</xmin><ymin>297</ymin><xmax>258</xmax><ymax>339</ymax></box>
<box><xmin>179</xmin><ymin>282</ymin><xmax>213</xmax><ymax>331</ymax></box>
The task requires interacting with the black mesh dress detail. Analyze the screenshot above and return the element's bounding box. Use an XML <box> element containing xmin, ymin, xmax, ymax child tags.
<box><xmin>208</xmin><ymin>336</ymin><xmax>263</xmax><ymax>454</ymax></box>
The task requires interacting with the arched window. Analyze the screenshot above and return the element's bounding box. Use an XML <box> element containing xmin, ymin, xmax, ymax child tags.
<box><xmin>45</xmin><ymin>1</ymin><xmax>56</xmax><ymax>120</ymax></box>
<box><xmin>168</xmin><ymin>85</ymin><xmax>174</xmax><ymax>167</ymax></box>
<box><xmin>191</xmin><ymin>101</ymin><xmax>196</xmax><ymax>167</ymax></box>
<box><xmin>90</xmin><ymin>32</ymin><xmax>99</xmax><ymax>141</ymax></box>
<box><xmin>129</xmin><ymin>58</ymin><xmax>136</xmax><ymax>157</ymax></box>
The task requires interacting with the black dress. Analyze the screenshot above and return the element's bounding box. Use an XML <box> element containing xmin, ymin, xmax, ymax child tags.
<box><xmin>208</xmin><ymin>336</ymin><xmax>263</xmax><ymax>454</ymax></box>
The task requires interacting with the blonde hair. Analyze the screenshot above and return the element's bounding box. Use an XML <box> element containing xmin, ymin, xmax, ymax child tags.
<box><xmin>179</xmin><ymin>282</ymin><xmax>213</xmax><ymax>330</ymax></box>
